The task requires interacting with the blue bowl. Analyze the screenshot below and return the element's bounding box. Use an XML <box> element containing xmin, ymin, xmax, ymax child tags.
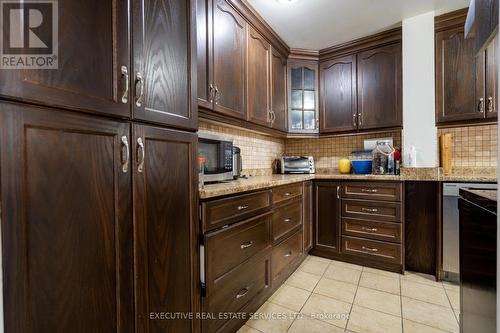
<box><xmin>351</xmin><ymin>160</ymin><xmax>372</xmax><ymax>175</ymax></box>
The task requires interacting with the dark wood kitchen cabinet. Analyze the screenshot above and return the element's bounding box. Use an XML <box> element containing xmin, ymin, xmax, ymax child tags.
<box><xmin>271</xmin><ymin>48</ymin><xmax>288</xmax><ymax>131</ymax></box>
<box><xmin>212</xmin><ymin>0</ymin><xmax>247</xmax><ymax>119</ymax></box>
<box><xmin>312</xmin><ymin>182</ymin><xmax>341</xmax><ymax>256</ymax></box>
<box><xmin>356</xmin><ymin>43</ymin><xmax>402</xmax><ymax>130</ymax></box>
<box><xmin>247</xmin><ymin>27</ymin><xmax>271</xmax><ymax>127</ymax></box>
<box><xmin>197</xmin><ymin>0</ymin><xmax>213</xmax><ymax>109</ymax></box>
<box><xmin>320</xmin><ymin>54</ymin><xmax>357</xmax><ymax>133</ymax></box>
<box><xmin>0</xmin><ymin>0</ymin><xmax>130</xmax><ymax>118</ymax></box>
<box><xmin>435</xmin><ymin>9</ymin><xmax>497</xmax><ymax>125</ymax></box>
<box><xmin>303</xmin><ymin>181</ymin><xmax>313</xmax><ymax>252</ymax></box>
<box><xmin>132</xmin><ymin>0</ymin><xmax>197</xmax><ymax>130</ymax></box>
<box><xmin>133</xmin><ymin>124</ymin><xmax>198</xmax><ymax>333</ymax></box>
<box><xmin>468</xmin><ymin>0</ymin><xmax>499</xmax><ymax>53</ymax></box>
<box><xmin>0</xmin><ymin>102</ymin><xmax>134</xmax><ymax>333</ymax></box>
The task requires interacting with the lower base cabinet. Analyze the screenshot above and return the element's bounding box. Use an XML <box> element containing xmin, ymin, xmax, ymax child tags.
<box><xmin>0</xmin><ymin>101</ymin><xmax>200</xmax><ymax>333</ymax></box>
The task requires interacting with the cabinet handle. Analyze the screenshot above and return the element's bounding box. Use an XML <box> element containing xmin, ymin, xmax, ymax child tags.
<box><xmin>237</xmin><ymin>204</ymin><xmax>249</xmax><ymax>211</ymax></box>
<box><xmin>362</xmin><ymin>246</ymin><xmax>378</xmax><ymax>252</ymax></box>
<box><xmin>235</xmin><ymin>288</ymin><xmax>249</xmax><ymax>299</ymax></box>
<box><xmin>135</xmin><ymin>72</ymin><xmax>145</xmax><ymax>107</ymax></box>
<box><xmin>361</xmin><ymin>207</ymin><xmax>378</xmax><ymax>213</ymax></box>
<box><xmin>316</xmin><ymin>119</ymin><xmax>319</xmax><ymax>129</ymax></box>
<box><xmin>284</xmin><ymin>251</ymin><xmax>292</xmax><ymax>257</ymax></box>
<box><xmin>209</xmin><ymin>84</ymin><xmax>214</xmax><ymax>103</ymax></box>
<box><xmin>487</xmin><ymin>97</ymin><xmax>494</xmax><ymax>113</ymax></box>
<box><xmin>214</xmin><ymin>85</ymin><xmax>221</xmax><ymax>104</ymax></box>
<box><xmin>137</xmin><ymin>137</ymin><xmax>145</xmax><ymax>173</ymax></box>
<box><xmin>361</xmin><ymin>226</ymin><xmax>378</xmax><ymax>232</ymax></box>
<box><xmin>478</xmin><ymin>98</ymin><xmax>484</xmax><ymax>113</ymax></box>
<box><xmin>352</xmin><ymin>114</ymin><xmax>357</xmax><ymax>127</ymax></box>
<box><xmin>271</xmin><ymin>110</ymin><xmax>276</xmax><ymax>125</ymax></box>
<box><xmin>121</xmin><ymin>136</ymin><xmax>130</xmax><ymax>173</ymax></box>
<box><xmin>284</xmin><ymin>218</ymin><xmax>292</xmax><ymax>223</ymax></box>
<box><xmin>358</xmin><ymin>113</ymin><xmax>362</xmax><ymax>126</ymax></box>
<box><xmin>240</xmin><ymin>241</ymin><xmax>254</xmax><ymax>249</ymax></box>
<box><xmin>284</xmin><ymin>192</ymin><xmax>291</xmax><ymax>197</ymax></box>
<box><xmin>361</xmin><ymin>188</ymin><xmax>378</xmax><ymax>193</ymax></box>
<box><xmin>337</xmin><ymin>185</ymin><xmax>340</xmax><ymax>199</ymax></box>
<box><xmin>121</xmin><ymin>66</ymin><xmax>129</xmax><ymax>103</ymax></box>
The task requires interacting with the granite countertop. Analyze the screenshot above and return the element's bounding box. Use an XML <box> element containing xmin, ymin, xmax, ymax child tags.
<box><xmin>199</xmin><ymin>168</ymin><xmax>497</xmax><ymax>199</ymax></box>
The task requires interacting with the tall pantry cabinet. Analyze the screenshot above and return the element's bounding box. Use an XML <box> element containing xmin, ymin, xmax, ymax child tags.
<box><xmin>0</xmin><ymin>0</ymin><xmax>200</xmax><ymax>332</ymax></box>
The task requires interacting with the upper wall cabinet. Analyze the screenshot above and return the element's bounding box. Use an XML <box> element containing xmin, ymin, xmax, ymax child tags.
<box><xmin>270</xmin><ymin>49</ymin><xmax>288</xmax><ymax>131</ymax></box>
<box><xmin>435</xmin><ymin>10</ymin><xmax>497</xmax><ymax>125</ymax></box>
<box><xmin>319</xmin><ymin>39</ymin><xmax>402</xmax><ymax>134</ymax></box>
<box><xmin>197</xmin><ymin>0</ymin><xmax>247</xmax><ymax>119</ymax></box>
<box><xmin>288</xmin><ymin>61</ymin><xmax>319</xmax><ymax>134</ymax></box>
<box><xmin>0</xmin><ymin>0</ymin><xmax>130</xmax><ymax>119</ymax></box>
<box><xmin>320</xmin><ymin>55</ymin><xmax>357</xmax><ymax>133</ymax></box>
<box><xmin>357</xmin><ymin>43</ymin><xmax>402</xmax><ymax>130</ymax></box>
<box><xmin>466</xmin><ymin>0</ymin><xmax>499</xmax><ymax>53</ymax></box>
<box><xmin>132</xmin><ymin>0</ymin><xmax>197</xmax><ymax>130</ymax></box>
<box><xmin>247</xmin><ymin>27</ymin><xmax>271</xmax><ymax>127</ymax></box>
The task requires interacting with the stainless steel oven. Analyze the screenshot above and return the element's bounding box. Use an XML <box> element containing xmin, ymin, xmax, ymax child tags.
<box><xmin>198</xmin><ymin>133</ymin><xmax>234</xmax><ymax>182</ymax></box>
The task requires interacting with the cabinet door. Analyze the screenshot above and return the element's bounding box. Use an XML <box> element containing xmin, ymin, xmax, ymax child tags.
<box><xmin>357</xmin><ymin>43</ymin><xmax>402</xmax><ymax>130</ymax></box>
<box><xmin>474</xmin><ymin>0</ymin><xmax>499</xmax><ymax>53</ymax></box>
<box><xmin>197</xmin><ymin>0</ymin><xmax>213</xmax><ymax>109</ymax></box>
<box><xmin>0</xmin><ymin>0</ymin><xmax>130</xmax><ymax>118</ymax></box>
<box><xmin>288</xmin><ymin>61</ymin><xmax>319</xmax><ymax>133</ymax></box>
<box><xmin>486</xmin><ymin>38</ymin><xmax>498</xmax><ymax>119</ymax></box>
<box><xmin>213</xmin><ymin>0</ymin><xmax>247</xmax><ymax>119</ymax></box>
<box><xmin>247</xmin><ymin>27</ymin><xmax>270</xmax><ymax>127</ymax></box>
<box><xmin>436</xmin><ymin>29</ymin><xmax>485</xmax><ymax>124</ymax></box>
<box><xmin>0</xmin><ymin>102</ymin><xmax>133</xmax><ymax>332</ymax></box>
<box><xmin>314</xmin><ymin>182</ymin><xmax>341</xmax><ymax>254</ymax></box>
<box><xmin>271</xmin><ymin>48</ymin><xmax>288</xmax><ymax>131</ymax></box>
<box><xmin>133</xmin><ymin>125</ymin><xmax>198</xmax><ymax>333</ymax></box>
<box><xmin>132</xmin><ymin>0</ymin><xmax>197</xmax><ymax>130</ymax></box>
<box><xmin>320</xmin><ymin>55</ymin><xmax>357</xmax><ymax>133</ymax></box>
<box><xmin>303</xmin><ymin>181</ymin><xmax>313</xmax><ymax>252</ymax></box>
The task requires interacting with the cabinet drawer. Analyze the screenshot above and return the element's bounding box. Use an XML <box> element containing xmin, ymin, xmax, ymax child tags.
<box><xmin>205</xmin><ymin>212</ymin><xmax>271</xmax><ymax>282</ymax></box>
<box><xmin>202</xmin><ymin>190</ymin><xmax>272</xmax><ymax>232</ymax></box>
<box><xmin>204</xmin><ymin>254</ymin><xmax>270</xmax><ymax>333</ymax></box>
<box><xmin>272</xmin><ymin>183</ymin><xmax>303</xmax><ymax>204</ymax></box>
<box><xmin>342</xmin><ymin>199</ymin><xmax>402</xmax><ymax>222</ymax></box>
<box><xmin>272</xmin><ymin>200</ymin><xmax>302</xmax><ymax>243</ymax></box>
<box><xmin>272</xmin><ymin>231</ymin><xmax>303</xmax><ymax>281</ymax></box>
<box><xmin>342</xmin><ymin>217</ymin><xmax>402</xmax><ymax>243</ymax></box>
<box><xmin>342</xmin><ymin>236</ymin><xmax>402</xmax><ymax>264</ymax></box>
<box><xmin>342</xmin><ymin>182</ymin><xmax>402</xmax><ymax>202</ymax></box>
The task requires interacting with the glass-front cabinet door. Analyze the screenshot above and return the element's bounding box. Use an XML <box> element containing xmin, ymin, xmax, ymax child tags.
<box><xmin>288</xmin><ymin>60</ymin><xmax>319</xmax><ymax>133</ymax></box>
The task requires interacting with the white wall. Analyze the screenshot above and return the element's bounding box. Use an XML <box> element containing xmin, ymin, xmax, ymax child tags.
<box><xmin>402</xmin><ymin>11</ymin><xmax>437</xmax><ymax>167</ymax></box>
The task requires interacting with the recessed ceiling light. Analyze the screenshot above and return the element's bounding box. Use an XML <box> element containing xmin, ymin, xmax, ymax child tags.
<box><xmin>277</xmin><ymin>0</ymin><xmax>299</xmax><ymax>4</ymax></box>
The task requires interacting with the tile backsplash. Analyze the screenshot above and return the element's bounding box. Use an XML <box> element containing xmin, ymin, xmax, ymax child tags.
<box><xmin>438</xmin><ymin>124</ymin><xmax>498</xmax><ymax>167</ymax></box>
<box><xmin>285</xmin><ymin>131</ymin><xmax>402</xmax><ymax>170</ymax></box>
<box><xmin>199</xmin><ymin>120</ymin><xmax>285</xmax><ymax>174</ymax></box>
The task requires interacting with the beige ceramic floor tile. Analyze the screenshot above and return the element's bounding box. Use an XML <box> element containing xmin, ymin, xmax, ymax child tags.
<box><xmin>285</xmin><ymin>270</ymin><xmax>321</xmax><ymax>292</ymax></box>
<box><xmin>246</xmin><ymin>302</ymin><xmax>297</xmax><ymax>333</ymax></box>
<box><xmin>299</xmin><ymin>260</ymin><xmax>329</xmax><ymax>276</ymax></box>
<box><xmin>323</xmin><ymin>265</ymin><xmax>361</xmax><ymax>285</ymax></box>
<box><xmin>307</xmin><ymin>255</ymin><xmax>332</xmax><ymax>264</ymax></box>
<box><xmin>403</xmin><ymin>319</ymin><xmax>450</xmax><ymax>333</ymax></box>
<box><xmin>445</xmin><ymin>288</ymin><xmax>460</xmax><ymax>310</ymax></box>
<box><xmin>402</xmin><ymin>297</ymin><xmax>459</xmax><ymax>333</ymax></box>
<box><xmin>287</xmin><ymin>316</ymin><xmax>344</xmax><ymax>333</ymax></box>
<box><xmin>353</xmin><ymin>286</ymin><xmax>401</xmax><ymax>316</ymax></box>
<box><xmin>359</xmin><ymin>271</ymin><xmax>400</xmax><ymax>295</ymax></box>
<box><xmin>401</xmin><ymin>280</ymin><xmax>450</xmax><ymax>307</ymax></box>
<box><xmin>313</xmin><ymin>276</ymin><xmax>357</xmax><ymax>303</ymax></box>
<box><xmin>329</xmin><ymin>259</ymin><xmax>363</xmax><ymax>271</ymax></box>
<box><xmin>300</xmin><ymin>293</ymin><xmax>351</xmax><ymax>329</ymax></box>
<box><xmin>363</xmin><ymin>266</ymin><xmax>401</xmax><ymax>279</ymax></box>
<box><xmin>347</xmin><ymin>305</ymin><xmax>402</xmax><ymax>333</ymax></box>
<box><xmin>442</xmin><ymin>281</ymin><xmax>460</xmax><ymax>292</ymax></box>
<box><xmin>237</xmin><ymin>324</ymin><xmax>263</xmax><ymax>333</ymax></box>
<box><xmin>268</xmin><ymin>284</ymin><xmax>310</xmax><ymax>312</ymax></box>
<box><xmin>401</xmin><ymin>271</ymin><xmax>441</xmax><ymax>287</ymax></box>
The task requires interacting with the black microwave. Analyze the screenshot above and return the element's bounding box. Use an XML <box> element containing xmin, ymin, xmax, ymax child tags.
<box><xmin>198</xmin><ymin>133</ymin><xmax>234</xmax><ymax>182</ymax></box>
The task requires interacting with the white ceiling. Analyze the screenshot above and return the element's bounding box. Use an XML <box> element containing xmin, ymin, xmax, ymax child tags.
<box><xmin>246</xmin><ymin>0</ymin><xmax>470</xmax><ymax>50</ymax></box>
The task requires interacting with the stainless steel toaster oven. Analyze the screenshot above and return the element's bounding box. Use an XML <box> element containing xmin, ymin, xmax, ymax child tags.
<box><xmin>280</xmin><ymin>156</ymin><xmax>315</xmax><ymax>174</ymax></box>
